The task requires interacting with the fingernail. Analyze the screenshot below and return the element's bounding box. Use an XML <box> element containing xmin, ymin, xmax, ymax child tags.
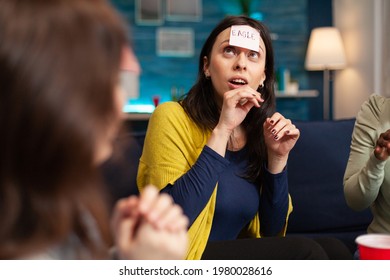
<box><xmin>274</xmin><ymin>135</ymin><xmax>278</xmax><ymax>140</ymax></box>
<box><xmin>270</xmin><ymin>120</ymin><xmax>274</xmax><ymax>124</ymax></box>
<box><xmin>271</xmin><ymin>129</ymin><xmax>276</xmax><ymax>134</ymax></box>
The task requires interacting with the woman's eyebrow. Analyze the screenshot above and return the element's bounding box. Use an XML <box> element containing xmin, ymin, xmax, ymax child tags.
<box><xmin>219</xmin><ymin>39</ymin><xmax>230</xmax><ymax>47</ymax></box>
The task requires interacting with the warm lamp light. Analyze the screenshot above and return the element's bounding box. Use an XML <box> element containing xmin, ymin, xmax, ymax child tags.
<box><xmin>305</xmin><ymin>27</ymin><xmax>346</xmax><ymax>120</ymax></box>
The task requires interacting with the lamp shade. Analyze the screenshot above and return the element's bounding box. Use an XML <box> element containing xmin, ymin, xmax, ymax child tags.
<box><xmin>305</xmin><ymin>27</ymin><xmax>346</xmax><ymax>70</ymax></box>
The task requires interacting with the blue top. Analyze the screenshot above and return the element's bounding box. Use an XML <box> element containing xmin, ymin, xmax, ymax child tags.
<box><xmin>161</xmin><ymin>145</ymin><xmax>289</xmax><ymax>240</ymax></box>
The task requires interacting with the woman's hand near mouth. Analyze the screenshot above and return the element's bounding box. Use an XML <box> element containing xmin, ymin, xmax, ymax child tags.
<box><xmin>207</xmin><ymin>85</ymin><xmax>263</xmax><ymax>156</ymax></box>
<box><xmin>225</xmin><ymin>83</ymin><xmax>263</xmax><ymax>108</ymax></box>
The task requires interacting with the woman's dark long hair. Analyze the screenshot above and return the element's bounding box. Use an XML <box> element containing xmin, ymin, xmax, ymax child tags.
<box><xmin>0</xmin><ymin>0</ymin><xmax>127</xmax><ymax>259</ymax></box>
<box><xmin>181</xmin><ymin>15</ymin><xmax>276</xmax><ymax>183</ymax></box>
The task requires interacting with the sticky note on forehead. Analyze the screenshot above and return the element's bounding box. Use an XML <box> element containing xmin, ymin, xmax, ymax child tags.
<box><xmin>229</xmin><ymin>25</ymin><xmax>260</xmax><ymax>52</ymax></box>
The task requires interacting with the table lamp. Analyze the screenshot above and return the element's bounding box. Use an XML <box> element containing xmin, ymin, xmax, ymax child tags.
<box><xmin>305</xmin><ymin>27</ymin><xmax>346</xmax><ymax>120</ymax></box>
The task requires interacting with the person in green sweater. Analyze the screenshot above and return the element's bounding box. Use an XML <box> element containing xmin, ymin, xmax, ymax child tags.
<box><xmin>344</xmin><ymin>94</ymin><xmax>390</xmax><ymax>256</ymax></box>
<box><xmin>138</xmin><ymin>15</ymin><xmax>352</xmax><ymax>260</ymax></box>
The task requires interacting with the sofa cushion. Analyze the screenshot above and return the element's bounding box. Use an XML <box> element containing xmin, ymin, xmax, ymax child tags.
<box><xmin>286</xmin><ymin>119</ymin><xmax>372</xmax><ymax>235</ymax></box>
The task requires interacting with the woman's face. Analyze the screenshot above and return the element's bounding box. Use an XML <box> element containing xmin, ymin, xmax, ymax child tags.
<box><xmin>95</xmin><ymin>47</ymin><xmax>140</xmax><ymax>164</ymax></box>
<box><xmin>203</xmin><ymin>27</ymin><xmax>266</xmax><ymax>106</ymax></box>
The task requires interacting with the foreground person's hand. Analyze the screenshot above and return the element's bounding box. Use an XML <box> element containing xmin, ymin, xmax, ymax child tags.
<box><xmin>112</xmin><ymin>185</ymin><xmax>189</xmax><ymax>259</ymax></box>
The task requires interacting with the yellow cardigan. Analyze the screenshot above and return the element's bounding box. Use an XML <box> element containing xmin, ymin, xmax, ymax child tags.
<box><xmin>137</xmin><ymin>101</ymin><xmax>293</xmax><ymax>260</ymax></box>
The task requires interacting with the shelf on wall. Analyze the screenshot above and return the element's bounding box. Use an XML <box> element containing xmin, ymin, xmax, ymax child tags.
<box><xmin>124</xmin><ymin>90</ymin><xmax>319</xmax><ymax>121</ymax></box>
<box><xmin>275</xmin><ymin>90</ymin><xmax>319</xmax><ymax>98</ymax></box>
<box><xmin>124</xmin><ymin>113</ymin><xmax>152</xmax><ymax>121</ymax></box>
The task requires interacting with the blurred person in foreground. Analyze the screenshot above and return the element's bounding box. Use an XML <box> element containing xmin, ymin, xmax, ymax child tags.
<box><xmin>0</xmin><ymin>0</ymin><xmax>188</xmax><ymax>259</ymax></box>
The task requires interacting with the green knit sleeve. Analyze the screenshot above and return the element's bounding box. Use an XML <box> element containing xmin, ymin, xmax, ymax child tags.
<box><xmin>343</xmin><ymin>94</ymin><xmax>388</xmax><ymax>210</ymax></box>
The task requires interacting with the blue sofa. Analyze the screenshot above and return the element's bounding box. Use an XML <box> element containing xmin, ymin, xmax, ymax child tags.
<box><xmin>101</xmin><ymin>118</ymin><xmax>373</xmax><ymax>254</ymax></box>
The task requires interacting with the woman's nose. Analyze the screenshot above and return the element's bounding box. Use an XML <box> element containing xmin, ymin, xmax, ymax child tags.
<box><xmin>234</xmin><ymin>53</ymin><xmax>247</xmax><ymax>70</ymax></box>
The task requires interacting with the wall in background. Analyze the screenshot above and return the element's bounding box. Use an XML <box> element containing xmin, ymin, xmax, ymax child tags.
<box><xmin>333</xmin><ymin>0</ymin><xmax>385</xmax><ymax>119</ymax></box>
<box><xmin>306</xmin><ymin>0</ymin><xmax>332</xmax><ymax>120</ymax></box>
<box><xmin>111</xmin><ymin>0</ymin><xmax>332</xmax><ymax>120</ymax></box>
<box><xmin>383</xmin><ymin>0</ymin><xmax>390</xmax><ymax>97</ymax></box>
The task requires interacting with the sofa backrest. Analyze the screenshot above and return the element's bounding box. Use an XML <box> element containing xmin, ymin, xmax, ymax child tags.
<box><xmin>286</xmin><ymin>118</ymin><xmax>372</xmax><ymax>234</ymax></box>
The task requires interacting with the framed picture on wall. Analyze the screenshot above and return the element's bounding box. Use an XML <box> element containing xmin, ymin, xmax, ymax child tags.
<box><xmin>166</xmin><ymin>0</ymin><xmax>202</xmax><ymax>22</ymax></box>
<box><xmin>135</xmin><ymin>0</ymin><xmax>163</xmax><ymax>25</ymax></box>
<box><xmin>157</xmin><ymin>28</ymin><xmax>194</xmax><ymax>57</ymax></box>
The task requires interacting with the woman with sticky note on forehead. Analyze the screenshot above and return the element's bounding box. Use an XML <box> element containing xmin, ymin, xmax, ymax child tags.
<box><xmin>138</xmin><ymin>15</ymin><xmax>352</xmax><ymax>260</ymax></box>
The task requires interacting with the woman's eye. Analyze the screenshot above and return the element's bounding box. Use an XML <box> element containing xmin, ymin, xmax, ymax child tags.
<box><xmin>224</xmin><ymin>47</ymin><xmax>235</xmax><ymax>56</ymax></box>
<box><xmin>248</xmin><ymin>51</ymin><xmax>259</xmax><ymax>60</ymax></box>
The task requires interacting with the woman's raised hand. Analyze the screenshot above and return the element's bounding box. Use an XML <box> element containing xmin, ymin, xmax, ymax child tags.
<box><xmin>263</xmin><ymin>112</ymin><xmax>300</xmax><ymax>174</ymax></box>
<box><xmin>218</xmin><ymin>85</ymin><xmax>264</xmax><ymax>133</ymax></box>
<box><xmin>374</xmin><ymin>129</ymin><xmax>390</xmax><ymax>161</ymax></box>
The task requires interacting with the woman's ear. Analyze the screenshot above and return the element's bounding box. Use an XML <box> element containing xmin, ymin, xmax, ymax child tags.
<box><xmin>260</xmin><ymin>73</ymin><xmax>266</xmax><ymax>87</ymax></box>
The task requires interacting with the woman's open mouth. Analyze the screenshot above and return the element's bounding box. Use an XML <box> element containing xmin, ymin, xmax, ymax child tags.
<box><xmin>228</xmin><ymin>78</ymin><xmax>248</xmax><ymax>89</ymax></box>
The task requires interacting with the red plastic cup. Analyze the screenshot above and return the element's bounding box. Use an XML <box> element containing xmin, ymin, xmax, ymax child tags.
<box><xmin>355</xmin><ymin>234</ymin><xmax>390</xmax><ymax>260</ymax></box>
